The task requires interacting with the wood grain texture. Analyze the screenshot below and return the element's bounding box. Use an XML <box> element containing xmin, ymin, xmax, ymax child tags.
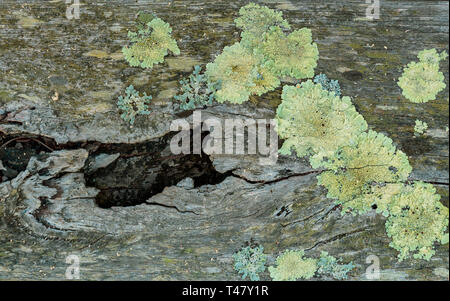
<box><xmin>0</xmin><ymin>0</ymin><xmax>448</xmax><ymax>280</ymax></box>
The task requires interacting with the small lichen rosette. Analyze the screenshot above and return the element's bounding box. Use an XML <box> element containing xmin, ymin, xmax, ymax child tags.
<box><xmin>232</xmin><ymin>245</ymin><xmax>267</xmax><ymax>281</ymax></box>
<box><xmin>316</xmin><ymin>251</ymin><xmax>355</xmax><ymax>280</ymax></box>
<box><xmin>236</xmin><ymin>2</ymin><xmax>291</xmax><ymax>49</ymax></box>
<box><xmin>397</xmin><ymin>49</ymin><xmax>448</xmax><ymax>103</ymax></box>
<box><xmin>205</xmin><ymin>43</ymin><xmax>259</xmax><ymax>104</ymax></box>
<box><xmin>174</xmin><ymin>65</ymin><xmax>219</xmax><ymax>111</ymax></box>
<box><xmin>313</xmin><ymin>73</ymin><xmax>341</xmax><ymax>96</ymax></box>
<box><xmin>117</xmin><ymin>85</ymin><xmax>152</xmax><ymax>125</ymax></box>
<box><xmin>414</xmin><ymin>119</ymin><xmax>428</xmax><ymax>135</ymax></box>
<box><xmin>382</xmin><ymin>182</ymin><xmax>449</xmax><ymax>261</ymax></box>
<box><xmin>275</xmin><ymin>81</ymin><xmax>367</xmax><ymax>163</ymax></box>
<box><xmin>268</xmin><ymin>250</ymin><xmax>317</xmax><ymax>281</ymax></box>
<box><xmin>258</xmin><ymin>26</ymin><xmax>319</xmax><ymax>79</ymax></box>
<box><xmin>317</xmin><ymin>130</ymin><xmax>412</xmax><ymax>213</ymax></box>
<box><xmin>122</xmin><ymin>17</ymin><xmax>180</xmax><ymax>69</ymax></box>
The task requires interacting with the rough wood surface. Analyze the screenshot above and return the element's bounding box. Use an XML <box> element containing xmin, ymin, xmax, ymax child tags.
<box><xmin>0</xmin><ymin>0</ymin><xmax>448</xmax><ymax>280</ymax></box>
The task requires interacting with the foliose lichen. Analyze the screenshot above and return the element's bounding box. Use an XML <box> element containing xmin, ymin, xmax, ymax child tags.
<box><xmin>122</xmin><ymin>16</ymin><xmax>180</xmax><ymax>69</ymax></box>
<box><xmin>414</xmin><ymin>119</ymin><xmax>428</xmax><ymax>135</ymax></box>
<box><xmin>257</xmin><ymin>26</ymin><xmax>319</xmax><ymax>79</ymax></box>
<box><xmin>313</xmin><ymin>73</ymin><xmax>341</xmax><ymax>96</ymax></box>
<box><xmin>205</xmin><ymin>3</ymin><xmax>318</xmax><ymax>104</ymax></box>
<box><xmin>397</xmin><ymin>48</ymin><xmax>448</xmax><ymax>103</ymax></box>
<box><xmin>174</xmin><ymin>65</ymin><xmax>220</xmax><ymax>110</ymax></box>
<box><xmin>232</xmin><ymin>245</ymin><xmax>267</xmax><ymax>281</ymax></box>
<box><xmin>316</xmin><ymin>130</ymin><xmax>412</xmax><ymax>214</ymax></box>
<box><xmin>316</xmin><ymin>251</ymin><xmax>355</xmax><ymax>280</ymax></box>
<box><xmin>117</xmin><ymin>85</ymin><xmax>152</xmax><ymax>125</ymax></box>
<box><xmin>235</xmin><ymin>2</ymin><xmax>291</xmax><ymax>50</ymax></box>
<box><xmin>268</xmin><ymin>250</ymin><xmax>317</xmax><ymax>281</ymax></box>
<box><xmin>383</xmin><ymin>182</ymin><xmax>449</xmax><ymax>261</ymax></box>
<box><xmin>205</xmin><ymin>43</ymin><xmax>259</xmax><ymax>104</ymax></box>
<box><xmin>250</xmin><ymin>62</ymin><xmax>281</xmax><ymax>97</ymax></box>
<box><xmin>275</xmin><ymin>80</ymin><xmax>367</xmax><ymax>164</ymax></box>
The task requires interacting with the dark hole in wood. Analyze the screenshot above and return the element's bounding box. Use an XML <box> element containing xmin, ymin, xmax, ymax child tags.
<box><xmin>85</xmin><ymin>130</ymin><xmax>231</xmax><ymax>208</ymax></box>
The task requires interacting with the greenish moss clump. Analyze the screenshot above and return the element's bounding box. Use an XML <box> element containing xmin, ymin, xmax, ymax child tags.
<box><xmin>276</xmin><ymin>80</ymin><xmax>367</xmax><ymax>163</ymax></box>
<box><xmin>268</xmin><ymin>250</ymin><xmax>317</xmax><ymax>281</ymax></box>
<box><xmin>398</xmin><ymin>49</ymin><xmax>448</xmax><ymax>103</ymax></box>
<box><xmin>414</xmin><ymin>119</ymin><xmax>428</xmax><ymax>135</ymax></box>
<box><xmin>117</xmin><ymin>85</ymin><xmax>152</xmax><ymax>125</ymax></box>
<box><xmin>174</xmin><ymin>65</ymin><xmax>219</xmax><ymax>110</ymax></box>
<box><xmin>232</xmin><ymin>245</ymin><xmax>267</xmax><ymax>281</ymax></box>
<box><xmin>205</xmin><ymin>3</ymin><xmax>318</xmax><ymax>104</ymax></box>
<box><xmin>122</xmin><ymin>16</ymin><xmax>180</xmax><ymax>69</ymax></box>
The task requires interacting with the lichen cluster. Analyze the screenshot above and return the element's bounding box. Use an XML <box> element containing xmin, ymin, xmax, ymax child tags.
<box><xmin>232</xmin><ymin>245</ymin><xmax>355</xmax><ymax>281</ymax></box>
<box><xmin>275</xmin><ymin>77</ymin><xmax>448</xmax><ymax>261</ymax></box>
<box><xmin>117</xmin><ymin>85</ymin><xmax>152</xmax><ymax>125</ymax></box>
<box><xmin>317</xmin><ymin>130</ymin><xmax>412</xmax><ymax>214</ymax></box>
<box><xmin>414</xmin><ymin>119</ymin><xmax>428</xmax><ymax>135</ymax></box>
<box><xmin>276</xmin><ymin>80</ymin><xmax>367</xmax><ymax>164</ymax></box>
<box><xmin>232</xmin><ymin>245</ymin><xmax>267</xmax><ymax>281</ymax></box>
<box><xmin>115</xmin><ymin>4</ymin><xmax>448</xmax><ymax>266</ymax></box>
<box><xmin>398</xmin><ymin>49</ymin><xmax>448</xmax><ymax>103</ymax></box>
<box><xmin>316</xmin><ymin>251</ymin><xmax>355</xmax><ymax>280</ymax></box>
<box><xmin>268</xmin><ymin>250</ymin><xmax>317</xmax><ymax>281</ymax></box>
<box><xmin>256</xmin><ymin>26</ymin><xmax>319</xmax><ymax>79</ymax></box>
<box><xmin>122</xmin><ymin>15</ymin><xmax>180</xmax><ymax>69</ymax></box>
<box><xmin>382</xmin><ymin>182</ymin><xmax>449</xmax><ymax>261</ymax></box>
<box><xmin>235</xmin><ymin>2</ymin><xmax>290</xmax><ymax>50</ymax></box>
<box><xmin>205</xmin><ymin>43</ymin><xmax>261</xmax><ymax>104</ymax></box>
<box><xmin>268</xmin><ymin>250</ymin><xmax>354</xmax><ymax>281</ymax></box>
<box><xmin>205</xmin><ymin>3</ymin><xmax>318</xmax><ymax>104</ymax></box>
<box><xmin>174</xmin><ymin>65</ymin><xmax>219</xmax><ymax>110</ymax></box>
<box><xmin>313</xmin><ymin>73</ymin><xmax>341</xmax><ymax>96</ymax></box>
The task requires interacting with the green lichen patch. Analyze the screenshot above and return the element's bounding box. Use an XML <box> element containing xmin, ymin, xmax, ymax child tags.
<box><xmin>384</xmin><ymin>182</ymin><xmax>449</xmax><ymax>261</ymax></box>
<box><xmin>205</xmin><ymin>43</ymin><xmax>259</xmax><ymax>104</ymax></box>
<box><xmin>204</xmin><ymin>3</ymin><xmax>317</xmax><ymax>104</ymax></box>
<box><xmin>398</xmin><ymin>49</ymin><xmax>448</xmax><ymax>103</ymax></box>
<box><xmin>174</xmin><ymin>65</ymin><xmax>219</xmax><ymax>110</ymax></box>
<box><xmin>317</xmin><ymin>251</ymin><xmax>355</xmax><ymax>280</ymax></box>
<box><xmin>276</xmin><ymin>80</ymin><xmax>367</xmax><ymax>163</ymax></box>
<box><xmin>250</xmin><ymin>62</ymin><xmax>281</xmax><ymax>97</ymax></box>
<box><xmin>117</xmin><ymin>85</ymin><xmax>152</xmax><ymax>125</ymax></box>
<box><xmin>268</xmin><ymin>250</ymin><xmax>317</xmax><ymax>281</ymax></box>
<box><xmin>122</xmin><ymin>17</ymin><xmax>180</xmax><ymax>69</ymax></box>
<box><xmin>313</xmin><ymin>73</ymin><xmax>341</xmax><ymax>96</ymax></box>
<box><xmin>317</xmin><ymin>130</ymin><xmax>412</xmax><ymax>213</ymax></box>
<box><xmin>232</xmin><ymin>245</ymin><xmax>267</xmax><ymax>281</ymax></box>
<box><xmin>236</xmin><ymin>2</ymin><xmax>291</xmax><ymax>50</ymax></box>
<box><xmin>414</xmin><ymin>119</ymin><xmax>428</xmax><ymax>135</ymax></box>
<box><xmin>257</xmin><ymin>26</ymin><xmax>319</xmax><ymax>79</ymax></box>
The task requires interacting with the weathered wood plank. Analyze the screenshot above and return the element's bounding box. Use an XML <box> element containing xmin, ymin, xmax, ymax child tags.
<box><xmin>0</xmin><ymin>0</ymin><xmax>448</xmax><ymax>280</ymax></box>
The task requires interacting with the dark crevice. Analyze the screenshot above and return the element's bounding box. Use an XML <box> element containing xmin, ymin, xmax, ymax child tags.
<box><xmin>305</xmin><ymin>227</ymin><xmax>370</xmax><ymax>251</ymax></box>
<box><xmin>145</xmin><ymin>202</ymin><xmax>199</xmax><ymax>215</ymax></box>
<box><xmin>230</xmin><ymin>169</ymin><xmax>325</xmax><ymax>185</ymax></box>
<box><xmin>0</xmin><ymin>134</ymin><xmax>60</xmax><ymax>180</ymax></box>
<box><xmin>1</xmin><ymin>131</ymin><xmax>233</xmax><ymax>209</ymax></box>
<box><xmin>408</xmin><ymin>179</ymin><xmax>449</xmax><ymax>186</ymax></box>
<box><xmin>84</xmin><ymin>130</ymin><xmax>231</xmax><ymax>209</ymax></box>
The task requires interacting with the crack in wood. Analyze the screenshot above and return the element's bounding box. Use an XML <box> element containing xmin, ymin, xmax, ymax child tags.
<box><xmin>305</xmin><ymin>227</ymin><xmax>370</xmax><ymax>251</ymax></box>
